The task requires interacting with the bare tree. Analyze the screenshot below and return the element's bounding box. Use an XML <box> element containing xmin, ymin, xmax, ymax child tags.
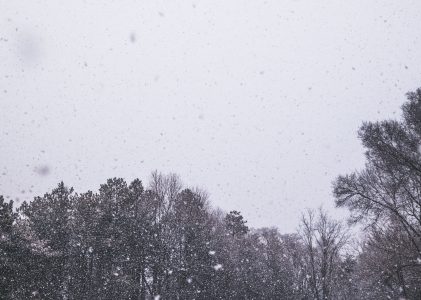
<box><xmin>300</xmin><ymin>208</ymin><xmax>349</xmax><ymax>300</ymax></box>
<box><xmin>333</xmin><ymin>88</ymin><xmax>421</xmax><ymax>298</ymax></box>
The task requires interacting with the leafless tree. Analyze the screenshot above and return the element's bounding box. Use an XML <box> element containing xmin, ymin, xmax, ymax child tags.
<box><xmin>300</xmin><ymin>208</ymin><xmax>349</xmax><ymax>300</ymax></box>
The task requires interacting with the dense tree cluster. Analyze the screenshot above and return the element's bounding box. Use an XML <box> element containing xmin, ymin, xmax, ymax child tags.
<box><xmin>0</xmin><ymin>173</ymin><xmax>348</xmax><ymax>299</ymax></box>
<box><xmin>0</xmin><ymin>175</ymin><xmax>351</xmax><ymax>299</ymax></box>
<box><xmin>1</xmin><ymin>89</ymin><xmax>421</xmax><ymax>299</ymax></box>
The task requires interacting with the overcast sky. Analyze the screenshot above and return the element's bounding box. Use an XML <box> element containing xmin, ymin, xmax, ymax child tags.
<box><xmin>1</xmin><ymin>0</ymin><xmax>421</xmax><ymax>232</ymax></box>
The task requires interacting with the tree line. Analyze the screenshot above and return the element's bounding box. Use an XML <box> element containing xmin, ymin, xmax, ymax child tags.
<box><xmin>1</xmin><ymin>89</ymin><xmax>421</xmax><ymax>299</ymax></box>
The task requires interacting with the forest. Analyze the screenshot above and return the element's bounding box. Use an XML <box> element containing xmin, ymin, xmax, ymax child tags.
<box><xmin>1</xmin><ymin>89</ymin><xmax>421</xmax><ymax>299</ymax></box>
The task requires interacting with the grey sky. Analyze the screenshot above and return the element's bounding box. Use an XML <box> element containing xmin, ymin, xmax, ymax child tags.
<box><xmin>1</xmin><ymin>0</ymin><xmax>421</xmax><ymax>232</ymax></box>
